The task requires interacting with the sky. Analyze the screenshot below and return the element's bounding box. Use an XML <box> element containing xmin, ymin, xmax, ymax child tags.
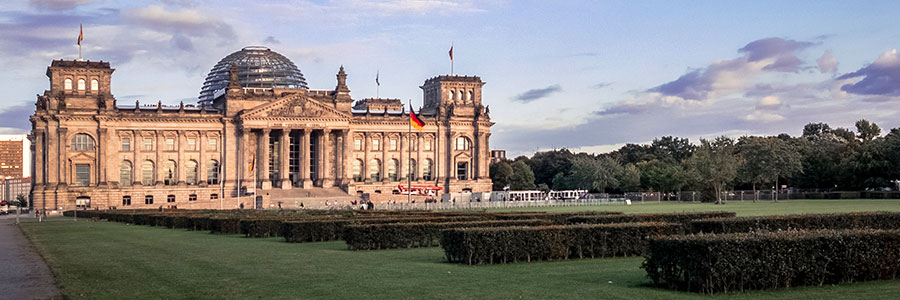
<box><xmin>2</xmin><ymin>0</ymin><xmax>900</xmax><ymax>157</ymax></box>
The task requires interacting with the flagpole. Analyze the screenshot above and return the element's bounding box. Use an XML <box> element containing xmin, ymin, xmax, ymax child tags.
<box><xmin>408</xmin><ymin>103</ymin><xmax>412</xmax><ymax>205</ymax></box>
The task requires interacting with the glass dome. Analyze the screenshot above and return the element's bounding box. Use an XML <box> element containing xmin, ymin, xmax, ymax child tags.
<box><xmin>198</xmin><ymin>46</ymin><xmax>308</xmax><ymax>103</ymax></box>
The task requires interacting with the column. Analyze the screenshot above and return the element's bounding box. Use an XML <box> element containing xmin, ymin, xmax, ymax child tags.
<box><xmin>155</xmin><ymin>130</ymin><xmax>162</xmax><ymax>185</ymax></box>
<box><xmin>380</xmin><ymin>133</ymin><xmax>387</xmax><ymax>183</ymax></box>
<box><xmin>280</xmin><ymin>129</ymin><xmax>291</xmax><ymax>189</ymax></box>
<box><xmin>416</xmin><ymin>134</ymin><xmax>423</xmax><ymax>181</ymax></box>
<box><xmin>363</xmin><ymin>132</ymin><xmax>370</xmax><ymax>183</ymax></box>
<box><xmin>260</xmin><ymin>129</ymin><xmax>271</xmax><ymax>189</ymax></box>
<box><xmin>58</xmin><ymin>127</ymin><xmax>67</xmax><ymax>185</ymax></box>
<box><xmin>342</xmin><ymin>130</ymin><xmax>352</xmax><ymax>185</ymax></box>
<box><xmin>34</xmin><ymin>130</ymin><xmax>44</xmax><ymax>186</ymax></box>
<box><xmin>240</xmin><ymin>129</ymin><xmax>251</xmax><ymax>193</ymax></box>
<box><xmin>482</xmin><ymin>133</ymin><xmax>491</xmax><ymax>179</ymax></box>
<box><xmin>177</xmin><ymin>130</ymin><xmax>185</xmax><ymax>185</ymax></box>
<box><xmin>301</xmin><ymin>129</ymin><xmax>312</xmax><ymax>188</ymax></box>
<box><xmin>322</xmin><ymin>129</ymin><xmax>333</xmax><ymax>187</ymax></box>
<box><xmin>199</xmin><ymin>131</ymin><xmax>206</xmax><ymax>185</ymax></box>
<box><xmin>399</xmin><ymin>132</ymin><xmax>405</xmax><ymax>181</ymax></box>
<box><xmin>97</xmin><ymin>128</ymin><xmax>106</xmax><ymax>186</ymax></box>
<box><xmin>132</xmin><ymin>130</ymin><xmax>138</xmax><ymax>186</ymax></box>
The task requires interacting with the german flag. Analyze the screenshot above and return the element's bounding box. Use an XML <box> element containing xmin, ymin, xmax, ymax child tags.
<box><xmin>410</xmin><ymin>105</ymin><xmax>424</xmax><ymax>131</ymax></box>
<box><xmin>77</xmin><ymin>23</ymin><xmax>83</xmax><ymax>45</ymax></box>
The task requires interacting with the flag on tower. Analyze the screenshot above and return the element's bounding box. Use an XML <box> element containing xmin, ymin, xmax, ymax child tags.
<box><xmin>410</xmin><ymin>105</ymin><xmax>424</xmax><ymax>131</ymax></box>
<box><xmin>376</xmin><ymin>71</ymin><xmax>380</xmax><ymax>86</ymax></box>
<box><xmin>448</xmin><ymin>44</ymin><xmax>453</xmax><ymax>61</ymax></box>
<box><xmin>77</xmin><ymin>23</ymin><xmax>83</xmax><ymax>45</ymax></box>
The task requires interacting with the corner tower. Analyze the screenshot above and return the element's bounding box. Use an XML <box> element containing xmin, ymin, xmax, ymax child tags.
<box><xmin>419</xmin><ymin>75</ymin><xmax>485</xmax><ymax>116</ymax></box>
<box><xmin>41</xmin><ymin>60</ymin><xmax>115</xmax><ymax>111</ymax></box>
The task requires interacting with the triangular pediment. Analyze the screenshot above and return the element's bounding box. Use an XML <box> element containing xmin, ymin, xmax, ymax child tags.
<box><xmin>242</xmin><ymin>94</ymin><xmax>350</xmax><ymax>120</ymax></box>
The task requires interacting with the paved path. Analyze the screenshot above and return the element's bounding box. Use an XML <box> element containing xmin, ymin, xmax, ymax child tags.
<box><xmin>0</xmin><ymin>216</ymin><xmax>62</xmax><ymax>299</ymax></box>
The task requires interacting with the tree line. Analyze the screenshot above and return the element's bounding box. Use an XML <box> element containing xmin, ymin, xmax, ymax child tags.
<box><xmin>490</xmin><ymin>120</ymin><xmax>900</xmax><ymax>202</ymax></box>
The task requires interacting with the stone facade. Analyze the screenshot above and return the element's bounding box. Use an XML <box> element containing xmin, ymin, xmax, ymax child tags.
<box><xmin>29</xmin><ymin>57</ymin><xmax>493</xmax><ymax>211</ymax></box>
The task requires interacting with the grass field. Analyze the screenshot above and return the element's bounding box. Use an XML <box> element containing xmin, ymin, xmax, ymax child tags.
<box><xmin>18</xmin><ymin>200</ymin><xmax>900</xmax><ymax>299</ymax></box>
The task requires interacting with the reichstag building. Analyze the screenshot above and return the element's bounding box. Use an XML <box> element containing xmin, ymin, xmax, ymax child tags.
<box><xmin>29</xmin><ymin>47</ymin><xmax>493</xmax><ymax>210</ymax></box>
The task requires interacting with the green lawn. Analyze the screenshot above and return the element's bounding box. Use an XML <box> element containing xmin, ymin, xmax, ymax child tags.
<box><xmin>18</xmin><ymin>200</ymin><xmax>900</xmax><ymax>299</ymax></box>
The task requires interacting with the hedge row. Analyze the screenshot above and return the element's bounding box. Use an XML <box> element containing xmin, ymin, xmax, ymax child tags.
<box><xmin>344</xmin><ymin>219</ymin><xmax>552</xmax><ymax>250</ymax></box>
<box><xmin>566</xmin><ymin>211</ymin><xmax>735</xmax><ymax>225</ymax></box>
<box><xmin>642</xmin><ymin>229</ymin><xmax>900</xmax><ymax>294</ymax></box>
<box><xmin>690</xmin><ymin>211</ymin><xmax>900</xmax><ymax>234</ymax></box>
<box><xmin>441</xmin><ymin>222</ymin><xmax>682</xmax><ymax>264</ymax></box>
<box><xmin>282</xmin><ymin>215</ymin><xmax>491</xmax><ymax>242</ymax></box>
<box><xmin>492</xmin><ymin>211</ymin><xmax>623</xmax><ymax>224</ymax></box>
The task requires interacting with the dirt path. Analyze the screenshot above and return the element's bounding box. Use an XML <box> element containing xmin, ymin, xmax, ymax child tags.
<box><xmin>0</xmin><ymin>217</ymin><xmax>62</xmax><ymax>299</ymax></box>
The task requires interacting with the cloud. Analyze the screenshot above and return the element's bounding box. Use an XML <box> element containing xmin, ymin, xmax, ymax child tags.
<box><xmin>837</xmin><ymin>49</ymin><xmax>900</xmax><ymax>96</ymax></box>
<box><xmin>744</xmin><ymin>111</ymin><xmax>784</xmax><ymax>122</ymax></box>
<box><xmin>592</xmin><ymin>82</ymin><xmax>612</xmax><ymax>89</ymax></box>
<box><xmin>345</xmin><ymin>0</ymin><xmax>486</xmax><ymax>15</ymax></box>
<box><xmin>263</xmin><ymin>36</ymin><xmax>281</xmax><ymax>44</ymax></box>
<box><xmin>123</xmin><ymin>5</ymin><xmax>236</xmax><ymax>40</ymax></box>
<box><xmin>0</xmin><ymin>104</ymin><xmax>34</xmax><ymax>131</ymax></box>
<box><xmin>817</xmin><ymin>50</ymin><xmax>838</xmax><ymax>74</ymax></box>
<box><xmin>650</xmin><ymin>37</ymin><xmax>814</xmax><ymax>101</ymax></box>
<box><xmin>29</xmin><ymin>0</ymin><xmax>93</xmax><ymax>10</ymax></box>
<box><xmin>755</xmin><ymin>96</ymin><xmax>782</xmax><ymax>110</ymax></box>
<box><xmin>514</xmin><ymin>84</ymin><xmax>561</xmax><ymax>103</ymax></box>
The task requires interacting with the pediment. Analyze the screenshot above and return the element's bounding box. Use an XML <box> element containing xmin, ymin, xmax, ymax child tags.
<box><xmin>242</xmin><ymin>94</ymin><xmax>350</xmax><ymax>120</ymax></box>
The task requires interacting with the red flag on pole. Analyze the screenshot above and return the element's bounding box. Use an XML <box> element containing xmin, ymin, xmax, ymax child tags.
<box><xmin>448</xmin><ymin>45</ymin><xmax>453</xmax><ymax>61</ymax></box>
<box><xmin>77</xmin><ymin>23</ymin><xmax>83</xmax><ymax>45</ymax></box>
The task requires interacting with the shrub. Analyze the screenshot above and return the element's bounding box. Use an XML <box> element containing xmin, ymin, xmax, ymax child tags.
<box><xmin>642</xmin><ymin>229</ymin><xmax>900</xmax><ymax>294</ymax></box>
<box><xmin>441</xmin><ymin>222</ymin><xmax>681</xmax><ymax>264</ymax></box>
<box><xmin>492</xmin><ymin>211</ymin><xmax>623</xmax><ymax>224</ymax></box>
<box><xmin>567</xmin><ymin>211</ymin><xmax>735</xmax><ymax>225</ymax></box>
<box><xmin>690</xmin><ymin>211</ymin><xmax>900</xmax><ymax>234</ymax></box>
<box><xmin>344</xmin><ymin>219</ymin><xmax>551</xmax><ymax>250</ymax></box>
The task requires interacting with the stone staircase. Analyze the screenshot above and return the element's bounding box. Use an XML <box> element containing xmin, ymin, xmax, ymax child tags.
<box><xmin>266</xmin><ymin>187</ymin><xmax>359</xmax><ymax>209</ymax></box>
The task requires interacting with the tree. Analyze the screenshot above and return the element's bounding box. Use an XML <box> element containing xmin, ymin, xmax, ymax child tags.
<box><xmin>16</xmin><ymin>194</ymin><xmax>27</xmax><ymax>208</ymax></box>
<box><xmin>689</xmin><ymin>136</ymin><xmax>741</xmax><ymax>204</ymax></box>
<box><xmin>489</xmin><ymin>161</ymin><xmax>514</xmax><ymax>191</ymax></box>
<box><xmin>638</xmin><ymin>158</ymin><xmax>687</xmax><ymax>195</ymax></box>
<box><xmin>736</xmin><ymin>136</ymin><xmax>802</xmax><ymax>202</ymax></box>
<box><xmin>612</xmin><ymin>143</ymin><xmax>654</xmax><ymax>165</ymax></box>
<box><xmin>528</xmin><ymin>149</ymin><xmax>574</xmax><ymax>189</ymax></box>
<box><xmin>618</xmin><ymin>164</ymin><xmax>642</xmax><ymax>192</ymax></box>
<box><xmin>650</xmin><ymin>136</ymin><xmax>695</xmax><ymax>162</ymax></box>
<box><xmin>856</xmin><ymin>119</ymin><xmax>882</xmax><ymax>142</ymax></box>
<box><xmin>509</xmin><ymin>160</ymin><xmax>536</xmax><ymax>190</ymax></box>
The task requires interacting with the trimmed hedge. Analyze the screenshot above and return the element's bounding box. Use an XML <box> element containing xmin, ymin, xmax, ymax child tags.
<box><xmin>690</xmin><ymin>211</ymin><xmax>900</xmax><ymax>234</ymax></box>
<box><xmin>283</xmin><ymin>216</ymin><xmax>490</xmax><ymax>243</ymax></box>
<box><xmin>344</xmin><ymin>219</ymin><xmax>551</xmax><ymax>250</ymax></box>
<box><xmin>441</xmin><ymin>222</ymin><xmax>682</xmax><ymax>264</ymax></box>
<box><xmin>642</xmin><ymin>229</ymin><xmax>900</xmax><ymax>294</ymax></box>
<box><xmin>492</xmin><ymin>211</ymin><xmax>623</xmax><ymax>224</ymax></box>
<box><xmin>566</xmin><ymin>211</ymin><xmax>736</xmax><ymax>227</ymax></box>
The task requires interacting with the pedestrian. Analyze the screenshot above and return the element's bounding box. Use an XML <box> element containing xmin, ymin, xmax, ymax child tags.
<box><xmin>240</xmin><ymin>203</ymin><xmax>244</xmax><ymax>209</ymax></box>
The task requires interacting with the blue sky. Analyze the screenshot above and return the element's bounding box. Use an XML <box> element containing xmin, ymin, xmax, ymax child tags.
<box><xmin>2</xmin><ymin>0</ymin><xmax>900</xmax><ymax>156</ymax></box>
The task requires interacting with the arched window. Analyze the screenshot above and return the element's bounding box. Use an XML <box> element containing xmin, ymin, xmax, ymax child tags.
<box><xmin>468</xmin><ymin>91</ymin><xmax>474</xmax><ymax>103</ymax></box>
<box><xmin>77</xmin><ymin>79</ymin><xmax>85</xmax><ymax>90</ymax></box>
<box><xmin>64</xmin><ymin>78</ymin><xmax>72</xmax><ymax>90</ymax></box>
<box><xmin>352</xmin><ymin>159</ymin><xmax>363</xmax><ymax>182</ymax></box>
<box><xmin>422</xmin><ymin>159</ymin><xmax>433</xmax><ymax>181</ymax></box>
<box><xmin>185</xmin><ymin>160</ymin><xmax>198</xmax><ymax>185</ymax></box>
<box><xmin>120</xmin><ymin>161</ymin><xmax>132</xmax><ymax>187</ymax></box>
<box><xmin>387</xmin><ymin>159</ymin><xmax>399</xmax><ymax>181</ymax></box>
<box><xmin>455</xmin><ymin>136</ymin><xmax>471</xmax><ymax>150</ymax></box>
<box><xmin>407</xmin><ymin>159</ymin><xmax>417</xmax><ymax>180</ymax></box>
<box><xmin>142</xmin><ymin>161</ymin><xmax>155</xmax><ymax>186</ymax></box>
<box><xmin>91</xmin><ymin>79</ymin><xmax>99</xmax><ymax>91</ymax></box>
<box><xmin>369</xmin><ymin>159</ymin><xmax>381</xmax><ymax>182</ymax></box>
<box><xmin>71</xmin><ymin>134</ymin><xmax>95</xmax><ymax>151</ymax></box>
<box><xmin>163</xmin><ymin>160</ymin><xmax>177</xmax><ymax>186</ymax></box>
<box><xmin>207</xmin><ymin>160</ymin><xmax>220</xmax><ymax>185</ymax></box>
<box><xmin>448</xmin><ymin>90</ymin><xmax>454</xmax><ymax>100</ymax></box>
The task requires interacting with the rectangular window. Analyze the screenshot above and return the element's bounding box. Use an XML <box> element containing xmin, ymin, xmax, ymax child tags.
<box><xmin>143</xmin><ymin>138</ymin><xmax>153</xmax><ymax>151</ymax></box>
<box><xmin>189</xmin><ymin>194</ymin><xmax>197</xmax><ymax>201</ymax></box>
<box><xmin>122</xmin><ymin>137</ymin><xmax>131</xmax><ymax>152</ymax></box>
<box><xmin>409</xmin><ymin>137</ymin><xmax>417</xmax><ymax>151</ymax></box>
<box><xmin>75</xmin><ymin>164</ymin><xmax>91</xmax><ymax>186</ymax></box>
<box><xmin>209</xmin><ymin>138</ymin><xmax>217</xmax><ymax>151</ymax></box>
<box><xmin>425</xmin><ymin>140</ymin><xmax>432</xmax><ymax>151</ymax></box>
<box><xmin>354</xmin><ymin>139</ymin><xmax>362</xmax><ymax>151</ymax></box>
<box><xmin>166</xmin><ymin>138</ymin><xmax>175</xmax><ymax>151</ymax></box>
<box><xmin>122</xmin><ymin>196</ymin><xmax>131</xmax><ymax>206</ymax></box>
<box><xmin>187</xmin><ymin>138</ymin><xmax>197</xmax><ymax>151</ymax></box>
<box><xmin>457</xmin><ymin>162</ymin><xmax>468</xmax><ymax>180</ymax></box>
<box><xmin>145</xmin><ymin>195</ymin><xmax>153</xmax><ymax>204</ymax></box>
<box><xmin>372</xmin><ymin>139</ymin><xmax>380</xmax><ymax>151</ymax></box>
<box><xmin>390</xmin><ymin>139</ymin><xmax>398</xmax><ymax>151</ymax></box>
<box><xmin>167</xmin><ymin>195</ymin><xmax>175</xmax><ymax>203</ymax></box>
<box><xmin>210</xmin><ymin>194</ymin><xmax>218</xmax><ymax>200</ymax></box>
